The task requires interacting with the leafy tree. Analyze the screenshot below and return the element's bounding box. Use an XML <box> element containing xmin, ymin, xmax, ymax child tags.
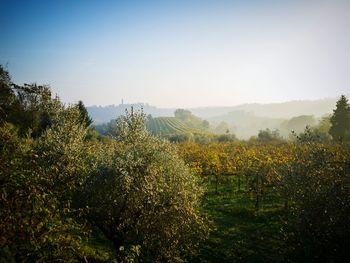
<box><xmin>257</xmin><ymin>128</ymin><xmax>282</xmax><ymax>142</ymax></box>
<box><xmin>174</xmin><ymin>108</ymin><xmax>192</xmax><ymax>121</ymax></box>
<box><xmin>81</xmin><ymin>109</ymin><xmax>208</xmax><ymax>262</ymax></box>
<box><xmin>174</xmin><ymin>108</ymin><xmax>208</xmax><ymax>131</ymax></box>
<box><xmin>14</xmin><ymin>83</ymin><xmax>54</xmax><ymax>137</ymax></box>
<box><xmin>329</xmin><ymin>95</ymin><xmax>350</xmax><ymax>141</ymax></box>
<box><xmin>1</xmin><ymin>77</ymin><xmax>56</xmax><ymax>138</ymax></box>
<box><xmin>35</xmin><ymin>105</ymin><xmax>90</xmax><ymax>198</ymax></box>
<box><xmin>0</xmin><ymin>65</ymin><xmax>66</xmax><ymax>138</ymax></box>
<box><xmin>0</xmin><ymin>122</ymin><xmax>92</xmax><ymax>262</ymax></box>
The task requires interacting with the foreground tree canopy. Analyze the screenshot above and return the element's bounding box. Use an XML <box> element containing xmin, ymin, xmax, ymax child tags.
<box><xmin>0</xmin><ymin>66</ymin><xmax>208</xmax><ymax>262</ymax></box>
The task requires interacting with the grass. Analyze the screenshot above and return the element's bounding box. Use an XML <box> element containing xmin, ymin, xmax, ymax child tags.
<box><xmin>190</xmin><ymin>177</ymin><xmax>290</xmax><ymax>263</ymax></box>
<box><xmin>82</xmin><ymin>227</ymin><xmax>118</xmax><ymax>262</ymax></box>
<box><xmin>84</xmin><ymin>176</ymin><xmax>292</xmax><ymax>262</ymax></box>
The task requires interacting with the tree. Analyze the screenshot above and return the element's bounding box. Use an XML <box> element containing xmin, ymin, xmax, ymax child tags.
<box><xmin>81</xmin><ymin>109</ymin><xmax>208</xmax><ymax>262</ymax></box>
<box><xmin>174</xmin><ymin>108</ymin><xmax>192</xmax><ymax>122</ymax></box>
<box><xmin>0</xmin><ymin>65</ymin><xmax>17</xmax><ymax>124</ymax></box>
<box><xmin>257</xmin><ymin>128</ymin><xmax>281</xmax><ymax>142</ymax></box>
<box><xmin>174</xmin><ymin>108</ymin><xmax>206</xmax><ymax>130</ymax></box>
<box><xmin>0</xmin><ymin>117</ymin><xmax>93</xmax><ymax>262</ymax></box>
<box><xmin>329</xmin><ymin>95</ymin><xmax>350</xmax><ymax>142</ymax></box>
<box><xmin>77</xmin><ymin>100</ymin><xmax>93</xmax><ymax>127</ymax></box>
<box><xmin>3</xmin><ymin>81</ymin><xmax>55</xmax><ymax>137</ymax></box>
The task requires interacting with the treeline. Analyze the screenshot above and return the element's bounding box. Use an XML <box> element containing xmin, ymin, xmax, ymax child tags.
<box><xmin>95</xmin><ymin>94</ymin><xmax>350</xmax><ymax>144</ymax></box>
<box><xmin>0</xmin><ymin>66</ymin><xmax>208</xmax><ymax>262</ymax></box>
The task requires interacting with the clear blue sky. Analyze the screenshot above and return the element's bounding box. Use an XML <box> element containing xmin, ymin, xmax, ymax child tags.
<box><xmin>1</xmin><ymin>0</ymin><xmax>349</xmax><ymax>107</ymax></box>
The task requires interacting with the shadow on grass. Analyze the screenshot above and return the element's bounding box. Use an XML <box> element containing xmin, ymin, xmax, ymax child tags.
<box><xmin>191</xmin><ymin>180</ymin><xmax>289</xmax><ymax>263</ymax></box>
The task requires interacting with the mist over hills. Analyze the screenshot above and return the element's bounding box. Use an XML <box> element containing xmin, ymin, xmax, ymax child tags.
<box><xmin>191</xmin><ymin>98</ymin><xmax>338</xmax><ymax>119</ymax></box>
<box><xmin>88</xmin><ymin>97</ymin><xmax>337</xmax><ymax>121</ymax></box>
<box><xmin>87</xmin><ymin>97</ymin><xmax>341</xmax><ymax>139</ymax></box>
<box><xmin>87</xmin><ymin>103</ymin><xmax>174</xmax><ymax>124</ymax></box>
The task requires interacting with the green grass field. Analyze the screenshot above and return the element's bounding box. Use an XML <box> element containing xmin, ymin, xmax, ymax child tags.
<box><xmin>191</xmin><ymin>177</ymin><xmax>291</xmax><ymax>263</ymax></box>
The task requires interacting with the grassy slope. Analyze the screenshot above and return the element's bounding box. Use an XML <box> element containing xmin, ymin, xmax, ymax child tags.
<box><xmin>191</xmin><ymin>177</ymin><xmax>290</xmax><ymax>263</ymax></box>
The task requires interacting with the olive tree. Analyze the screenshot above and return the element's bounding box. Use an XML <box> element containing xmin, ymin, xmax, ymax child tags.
<box><xmin>82</xmin><ymin>109</ymin><xmax>208</xmax><ymax>262</ymax></box>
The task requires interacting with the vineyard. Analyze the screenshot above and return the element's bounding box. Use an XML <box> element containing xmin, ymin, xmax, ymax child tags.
<box><xmin>177</xmin><ymin>141</ymin><xmax>350</xmax><ymax>262</ymax></box>
<box><xmin>146</xmin><ymin>117</ymin><xmax>193</xmax><ymax>135</ymax></box>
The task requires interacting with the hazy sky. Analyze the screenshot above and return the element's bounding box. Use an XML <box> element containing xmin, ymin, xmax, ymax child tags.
<box><xmin>1</xmin><ymin>0</ymin><xmax>350</xmax><ymax>107</ymax></box>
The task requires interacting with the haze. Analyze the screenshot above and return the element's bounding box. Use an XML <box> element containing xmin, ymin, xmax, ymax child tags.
<box><xmin>1</xmin><ymin>0</ymin><xmax>349</xmax><ymax>108</ymax></box>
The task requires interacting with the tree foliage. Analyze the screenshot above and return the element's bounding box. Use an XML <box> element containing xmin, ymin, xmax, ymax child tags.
<box><xmin>81</xmin><ymin>109</ymin><xmax>208</xmax><ymax>262</ymax></box>
<box><xmin>77</xmin><ymin>100</ymin><xmax>93</xmax><ymax>128</ymax></box>
<box><xmin>1</xmin><ymin>68</ymin><xmax>208</xmax><ymax>262</ymax></box>
<box><xmin>329</xmin><ymin>95</ymin><xmax>350</xmax><ymax>141</ymax></box>
<box><xmin>0</xmin><ymin>123</ymin><xmax>90</xmax><ymax>262</ymax></box>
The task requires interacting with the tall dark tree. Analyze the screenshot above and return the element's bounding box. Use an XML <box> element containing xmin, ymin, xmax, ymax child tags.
<box><xmin>329</xmin><ymin>95</ymin><xmax>350</xmax><ymax>141</ymax></box>
<box><xmin>77</xmin><ymin>100</ymin><xmax>93</xmax><ymax>127</ymax></box>
<box><xmin>0</xmin><ymin>65</ymin><xmax>17</xmax><ymax>124</ymax></box>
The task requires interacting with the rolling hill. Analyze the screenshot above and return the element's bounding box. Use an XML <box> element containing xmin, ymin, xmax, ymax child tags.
<box><xmin>87</xmin><ymin>97</ymin><xmax>342</xmax><ymax>124</ymax></box>
<box><xmin>146</xmin><ymin>117</ymin><xmax>194</xmax><ymax>136</ymax></box>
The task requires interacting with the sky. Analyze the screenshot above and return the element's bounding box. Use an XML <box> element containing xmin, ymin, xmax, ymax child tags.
<box><xmin>1</xmin><ymin>0</ymin><xmax>350</xmax><ymax>108</ymax></box>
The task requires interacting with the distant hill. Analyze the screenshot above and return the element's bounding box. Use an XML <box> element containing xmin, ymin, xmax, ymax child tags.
<box><xmin>87</xmin><ymin>103</ymin><xmax>174</xmax><ymax>124</ymax></box>
<box><xmin>87</xmin><ymin>97</ymin><xmax>343</xmax><ymax>139</ymax></box>
<box><xmin>209</xmin><ymin>112</ymin><xmax>321</xmax><ymax>139</ymax></box>
<box><xmin>87</xmin><ymin>97</ymin><xmax>340</xmax><ymax>124</ymax></box>
<box><xmin>222</xmin><ymin>99</ymin><xmax>337</xmax><ymax>118</ymax></box>
<box><xmin>191</xmin><ymin>98</ymin><xmax>339</xmax><ymax>119</ymax></box>
<box><xmin>208</xmin><ymin>111</ymin><xmax>285</xmax><ymax>139</ymax></box>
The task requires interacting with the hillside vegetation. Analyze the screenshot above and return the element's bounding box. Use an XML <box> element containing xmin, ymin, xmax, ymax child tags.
<box><xmin>87</xmin><ymin>98</ymin><xmax>340</xmax><ymax>123</ymax></box>
<box><xmin>2</xmin><ymin>65</ymin><xmax>350</xmax><ymax>262</ymax></box>
<box><xmin>0</xmin><ymin>66</ymin><xmax>208</xmax><ymax>262</ymax></box>
<box><xmin>89</xmin><ymin>103</ymin><xmax>337</xmax><ymax>140</ymax></box>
